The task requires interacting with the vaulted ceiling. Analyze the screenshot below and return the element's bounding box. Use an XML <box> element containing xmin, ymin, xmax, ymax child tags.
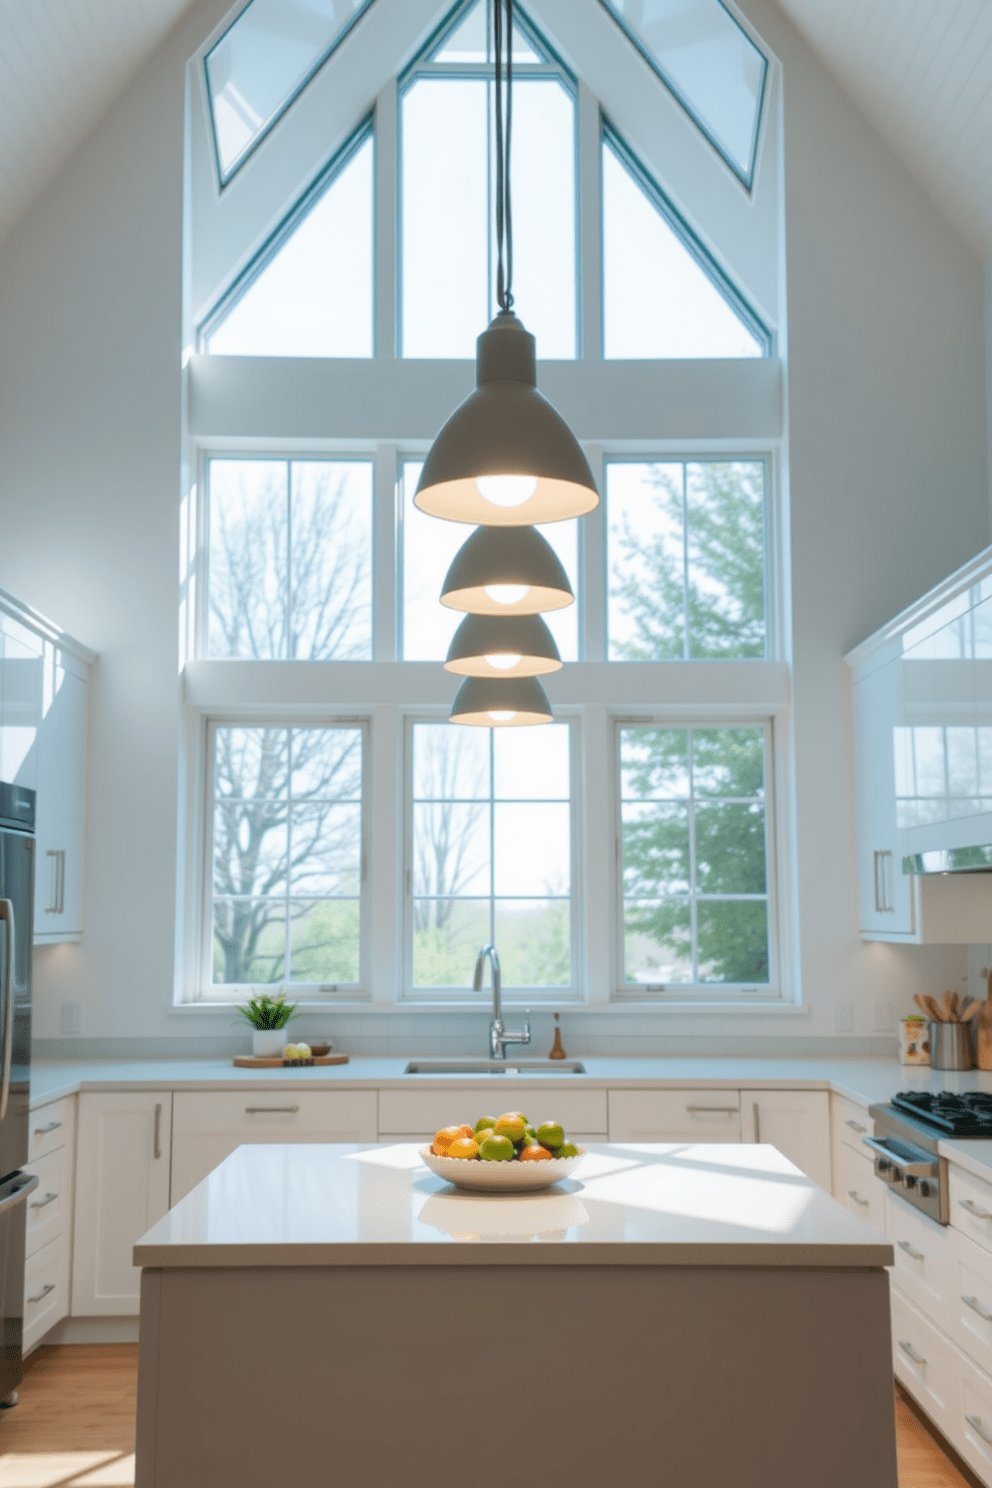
<box><xmin>0</xmin><ymin>1</ymin><xmax>990</xmax><ymax>259</ymax></box>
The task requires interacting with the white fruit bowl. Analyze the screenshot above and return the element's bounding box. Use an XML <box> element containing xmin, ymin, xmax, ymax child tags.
<box><xmin>419</xmin><ymin>1145</ymin><xmax>586</xmax><ymax>1193</ymax></box>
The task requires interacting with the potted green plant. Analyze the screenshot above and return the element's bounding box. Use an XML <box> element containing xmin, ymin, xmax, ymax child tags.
<box><xmin>236</xmin><ymin>990</ymin><xmax>297</xmax><ymax>1057</ymax></box>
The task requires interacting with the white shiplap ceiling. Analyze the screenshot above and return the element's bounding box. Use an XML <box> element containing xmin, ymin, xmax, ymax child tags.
<box><xmin>774</xmin><ymin>0</ymin><xmax>992</xmax><ymax>259</ymax></box>
<box><xmin>0</xmin><ymin>0</ymin><xmax>199</xmax><ymax>246</ymax></box>
<box><xmin>0</xmin><ymin>1</ymin><xmax>991</xmax><ymax>260</ymax></box>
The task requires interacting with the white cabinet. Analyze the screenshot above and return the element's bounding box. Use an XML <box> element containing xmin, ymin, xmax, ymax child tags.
<box><xmin>0</xmin><ymin>614</ymin><xmax>43</xmax><ymax>798</ymax></box>
<box><xmin>71</xmin><ymin>1092</ymin><xmax>172</xmax><ymax>1316</ymax></box>
<box><xmin>33</xmin><ymin>644</ymin><xmax>88</xmax><ymax>941</ymax></box>
<box><xmin>170</xmin><ymin>1090</ymin><xmax>378</xmax><ymax>1204</ymax></box>
<box><xmin>22</xmin><ymin>1096</ymin><xmax>75</xmax><ymax>1353</ymax></box>
<box><xmin>376</xmin><ymin>1088</ymin><xmax>607</xmax><ymax>1144</ymax></box>
<box><xmin>740</xmin><ymin>1090</ymin><xmax>832</xmax><ymax>1191</ymax></box>
<box><xmin>608</xmin><ymin>1090</ymin><xmax>740</xmax><ymax>1142</ymax></box>
<box><xmin>851</xmin><ymin>659</ymin><xmax>918</xmax><ymax>937</ymax></box>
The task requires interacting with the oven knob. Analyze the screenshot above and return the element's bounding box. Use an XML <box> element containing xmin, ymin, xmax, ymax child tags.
<box><xmin>919</xmin><ymin>1181</ymin><xmax>930</xmax><ymax>1198</ymax></box>
<box><xmin>904</xmin><ymin>1176</ymin><xmax>916</xmax><ymax>1189</ymax></box>
<box><xmin>877</xmin><ymin>1160</ymin><xmax>890</xmax><ymax>1173</ymax></box>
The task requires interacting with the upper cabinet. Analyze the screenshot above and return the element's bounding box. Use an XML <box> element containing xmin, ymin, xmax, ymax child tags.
<box><xmin>0</xmin><ymin>589</ymin><xmax>94</xmax><ymax>943</ymax></box>
<box><xmin>847</xmin><ymin>548</ymin><xmax>992</xmax><ymax>942</ymax></box>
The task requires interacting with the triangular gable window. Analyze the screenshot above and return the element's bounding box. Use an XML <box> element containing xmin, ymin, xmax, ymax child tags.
<box><xmin>202</xmin><ymin>129</ymin><xmax>374</xmax><ymax>357</ymax></box>
<box><xmin>602</xmin><ymin>127</ymin><xmax>767</xmax><ymax>359</ymax></box>
<box><xmin>430</xmin><ymin>0</ymin><xmax>543</xmax><ymax>63</ymax></box>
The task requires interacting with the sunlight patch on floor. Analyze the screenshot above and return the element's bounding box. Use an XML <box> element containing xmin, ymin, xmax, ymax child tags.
<box><xmin>0</xmin><ymin>1453</ymin><xmax>134</xmax><ymax>1488</ymax></box>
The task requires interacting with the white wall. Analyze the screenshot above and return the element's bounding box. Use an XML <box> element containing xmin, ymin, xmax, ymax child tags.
<box><xmin>0</xmin><ymin>0</ymin><xmax>985</xmax><ymax>1053</ymax></box>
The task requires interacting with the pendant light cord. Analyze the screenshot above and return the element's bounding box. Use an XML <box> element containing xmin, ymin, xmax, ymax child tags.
<box><xmin>493</xmin><ymin>0</ymin><xmax>513</xmax><ymax>311</ymax></box>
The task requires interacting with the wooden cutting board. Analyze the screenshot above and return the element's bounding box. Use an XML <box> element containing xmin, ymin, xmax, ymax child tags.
<box><xmin>232</xmin><ymin>1054</ymin><xmax>350</xmax><ymax>1068</ymax></box>
<box><xmin>978</xmin><ymin>995</ymin><xmax>992</xmax><ymax>1071</ymax></box>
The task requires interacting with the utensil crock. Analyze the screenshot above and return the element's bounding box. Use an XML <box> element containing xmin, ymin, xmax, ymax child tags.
<box><xmin>930</xmin><ymin>1019</ymin><xmax>973</xmax><ymax>1070</ymax></box>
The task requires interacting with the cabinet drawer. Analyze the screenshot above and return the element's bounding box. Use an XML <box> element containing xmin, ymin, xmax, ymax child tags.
<box><xmin>891</xmin><ymin>1288</ymin><xmax>958</xmax><ymax>1437</ymax></box>
<box><xmin>947</xmin><ymin>1225</ymin><xmax>992</xmax><ymax>1378</ymax></box>
<box><xmin>24</xmin><ymin>1145</ymin><xmax>71</xmax><ymax>1257</ymax></box>
<box><xmin>831</xmin><ymin>1094</ymin><xmax>872</xmax><ymax>1155</ymax></box>
<box><xmin>950</xmin><ymin>1165</ymin><xmax>992</xmax><ymax>1258</ymax></box>
<box><xmin>886</xmin><ymin>1187</ymin><xmax>954</xmax><ymax>1324</ymax></box>
<box><xmin>608</xmin><ymin>1089</ymin><xmax>740</xmax><ymax>1142</ymax></box>
<box><xmin>29</xmin><ymin>1098</ymin><xmax>72</xmax><ymax>1161</ymax></box>
<box><xmin>377</xmin><ymin>1088</ymin><xmax>607</xmax><ymax>1138</ymax></box>
<box><xmin>835</xmin><ymin>1142</ymin><xmax>885</xmax><ymax>1234</ymax></box>
<box><xmin>958</xmin><ymin>1348</ymin><xmax>992</xmax><ymax>1483</ymax></box>
<box><xmin>23</xmin><ymin>1234</ymin><xmax>69</xmax><ymax>1354</ymax></box>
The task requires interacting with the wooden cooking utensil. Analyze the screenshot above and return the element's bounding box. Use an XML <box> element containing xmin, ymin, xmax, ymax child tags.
<box><xmin>960</xmin><ymin>1000</ymin><xmax>982</xmax><ymax>1021</ymax></box>
<box><xmin>913</xmin><ymin>993</ymin><xmax>931</xmax><ymax>1017</ymax></box>
<box><xmin>942</xmin><ymin>990</ymin><xmax>956</xmax><ymax>1021</ymax></box>
<box><xmin>922</xmin><ymin>994</ymin><xmax>945</xmax><ymax>1022</ymax></box>
<box><xmin>979</xmin><ymin>991</ymin><xmax>992</xmax><ymax>1071</ymax></box>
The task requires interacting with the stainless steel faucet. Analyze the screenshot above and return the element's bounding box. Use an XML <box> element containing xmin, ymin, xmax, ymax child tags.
<box><xmin>473</xmin><ymin>944</ymin><xmax>530</xmax><ymax>1061</ymax></box>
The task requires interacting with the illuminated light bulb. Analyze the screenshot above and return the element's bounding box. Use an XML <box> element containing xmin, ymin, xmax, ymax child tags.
<box><xmin>485</xmin><ymin>584</ymin><xmax>528</xmax><ymax>606</ymax></box>
<box><xmin>488</xmin><ymin>710</ymin><xmax>517</xmax><ymax>723</ymax></box>
<box><xmin>476</xmin><ymin>475</ymin><xmax>538</xmax><ymax>508</ymax></box>
<box><xmin>485</xmin><ymin>653</ymin><xmax>521</xmax><ymax>671</ymax></box>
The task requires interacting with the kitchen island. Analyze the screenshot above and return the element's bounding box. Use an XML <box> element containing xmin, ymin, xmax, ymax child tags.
<box><xmin>133</xmin><ymin>1141</ymin><xmax>896</xmax><ymax>1488</ymax></box>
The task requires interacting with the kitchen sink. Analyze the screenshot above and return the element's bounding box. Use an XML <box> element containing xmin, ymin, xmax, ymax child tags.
<box><xmin>403</xmin><ymin>1059</ymin><xmax>586</xmax><ymax>1075</ymax></box>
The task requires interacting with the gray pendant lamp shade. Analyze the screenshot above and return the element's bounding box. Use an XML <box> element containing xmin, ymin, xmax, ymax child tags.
<box><xmin>441</xmin><ymin>524</ymin><xmax>573</xmax><ymax>615</ymax></box>
<box><xmin>414</xmin><ymin>312</ymin><xmax>600</xmax><ymax>527</ymax></box>
<box><xmin>445</xmin><ymin>613</ymin><xmax>562</xmax><ymax>678</ymax></box>
<box><xmin>450</xmin><ymin>674</ymin><xmax>554</xmax><ymax>727</ymax></box>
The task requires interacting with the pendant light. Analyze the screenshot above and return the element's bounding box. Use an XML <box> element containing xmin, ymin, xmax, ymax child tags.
<box><xmin>415</xmin><ymin>0</ymin><xmax>598</xmax><ymax>530</ymax></box>
<box><xmin>450</xmin><ymin>674</ymin><xmax>554</xmax><ymax>728</ymax></box>
<box><xmin>445</xmin><ymin>613</ymin><xmax>561</xmax><ymax>678</ymax></box>
<box><xmin>440</xmin><ymin>524</ymin><xmax>573</xmax><ymax>615</ymax></box>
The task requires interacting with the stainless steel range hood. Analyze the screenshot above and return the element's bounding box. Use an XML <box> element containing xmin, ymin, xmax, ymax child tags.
<box><xmin>904</xmin><ymin>846</ymin><xmax>992</xmax><ymax>874</ymax></box>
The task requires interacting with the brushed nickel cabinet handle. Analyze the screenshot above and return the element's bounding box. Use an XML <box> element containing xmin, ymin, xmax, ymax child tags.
<box><xmin>245</xmin><ymin>1106</ymin><xmax>300</xmax><ymax>1115</ymax></box>
<box><xmin>33</xmin><ymin>1121</ymin><xmax>62</xmax><ymax>1136</ymax></box>
<box><xmin>960</xmin><ymin>1198</ymin><xmax>992</xmax><ymax>1221</ymax></box>
<box><xmin>967</xmin><ymin>1415</ymin><xmax>992</xmax><ymax>1446</ymax></box>
<box><xmin>29</xmin><ymin>1192</ymin><xmax>57</xmax><ymax>1210</ymax></box>
<box><xmin>898</xmin><ymin>1240</ymin><xmax>925</xmax><ymax>1261</ymax></box>
<box><xmin>27</xmin><ymin>1283</ymin><xmax>55</xmax><ymax>1305</ymax></box>
<box><xmin>962</xmin><ymin>1294</ymin><xmax>992</xmax><ymax>1322</ymax></box>
<box><xmin>845</xmin><ymin>1119</ymin><xmax>867</xmax><ymax>1133</ymax></box>
<box><xmin>753</xmin><ymin>1103</ymin><xmax>760</xmax><ymax>1142</ymax></box>
<box><xmin>847</xmin><ymin>1190</ymin><xmax>869</xmax><ymax>1207</ymax></box>
<box><xmin>898</xmin><ymin>1340</ymin><xmax>926</xmax><ymax>1366</ymax></box>
<box><xmin>685</xmin><ymin>1105</ymin><xmax>738</xmax><ymax>1115</ymax></box>
<box><xmin>153</xmin><ymin>1103</ymin><xmax>162</xmax><ymax>1160</ymax></box>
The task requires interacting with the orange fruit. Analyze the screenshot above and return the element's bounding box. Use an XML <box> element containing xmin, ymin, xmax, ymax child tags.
<box><xmin>446</xmin><ymin>1136</ymin><xmax>480</xmax><ymax>1160</ymax></box>
<box><xmin>518</xmin><ymin>1144</ymin><xmax>553</xmax><ymax>1162</ymax></box>
<box><xmin>433</xmin><ymin>1125</ymin><xmax>465</xmax><ymax>1155</ymax></box>
<box><xmin>493</xmin><ymin>1114</ymin><xmax>526</xmax><ymax>1145</ymax></box>
<box><xmin>457</xmin><ymin>1124</ymin><xmax>475</xmax><ymax>1139</ymax></box>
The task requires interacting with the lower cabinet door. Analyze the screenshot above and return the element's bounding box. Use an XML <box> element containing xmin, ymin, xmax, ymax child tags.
<box><xmin>947</xmin><ymin>1224</ymin><xmax>992</xmax><ymax>1379</ymax></box>
<box><xmin>71</xmin><ymin>1092</ymin><xmax>172</xmax><ymax>1316</ymax></box>
<box><xmin>741</xmin><ymin>1090</ymin><xmax>832</xmax><ymax>1191</ymax></box>
<box><xmin>23</xmin><ymin>1235</ymin><xmax>70</xmax><ymax>1353</ymax></box>
<box><xmin>891</xmin><ymin>1286</ymin><xmax>958</xmax><ymax>1437</ymax></box>
<box><xmin>607</xmin><ymin>1090</ymin><xmax>740</xmax><ymax>1142</ymax></box>
<box><xmin>958</xmin><ymin>1351</ymin><xmax>992</xmax><ymax>1484</ymax></box>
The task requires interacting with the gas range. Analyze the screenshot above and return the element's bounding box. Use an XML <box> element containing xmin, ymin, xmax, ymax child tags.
<box><xmin>865</xmin><ymin>1090</ymin><xmax>992</xmax><ymax>1225</ymax></box>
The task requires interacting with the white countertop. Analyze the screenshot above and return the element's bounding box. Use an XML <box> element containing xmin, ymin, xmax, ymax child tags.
<box><xmin>32</xmin><ymin>1054</ymin><xmax>992</xmax><ymax>1183</ymax></box>
<box><xmin>133</xmin><ymin>1141</ymin><xmax>893</xmax><ymax>1270</ymax></box>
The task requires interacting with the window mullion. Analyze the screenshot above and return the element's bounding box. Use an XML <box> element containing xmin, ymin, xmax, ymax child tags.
<box><xmin>374</xmin><ymin>445</ymin><xmax>398</xmax><ymax>662</ymax></box>
<box><xmin>582</xmin><ymin>443</ymin><xmax>605</xmax><ymax>663</ymax></box>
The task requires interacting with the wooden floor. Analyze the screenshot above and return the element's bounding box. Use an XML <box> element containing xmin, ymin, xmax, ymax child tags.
<box><xmin>0</xmin><ymin>1348</ymin><xmax>981</xmax><ymax>1487</ymax></box>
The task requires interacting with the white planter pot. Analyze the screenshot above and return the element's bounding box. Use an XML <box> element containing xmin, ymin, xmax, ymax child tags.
<box><xmin>252</xmin><ymin>1029</ymin><xmax>287</xmax><ymax>1058</ymax></box>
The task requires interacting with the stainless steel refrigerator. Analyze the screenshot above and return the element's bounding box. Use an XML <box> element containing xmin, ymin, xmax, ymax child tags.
<box><xmin>0</xmin><ymin>783</ymin><xmax>37</xmax><ymax>1406</ymax></box>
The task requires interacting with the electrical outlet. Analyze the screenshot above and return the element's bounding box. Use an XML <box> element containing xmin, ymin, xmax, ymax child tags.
<box><xmin>835</xmin><ymin>1000</ymin><xmax>854</xmax><ymax>1032</ymax></box>
<box><xmin>60</xmin><ymin>1002</ymin><xmax>81</xmax><ymax>1035</ymax></box>
<box><xmin>872</xmin><ymin>1000</ymin><xmax>894</xmax><ymax>1033</ymax></box>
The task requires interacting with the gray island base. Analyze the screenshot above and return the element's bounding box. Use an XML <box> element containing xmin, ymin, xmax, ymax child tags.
<box><xmin>133</xmin><ymin>1143</ymin><xmax>897</xmax><ymax>1488</ymax></box>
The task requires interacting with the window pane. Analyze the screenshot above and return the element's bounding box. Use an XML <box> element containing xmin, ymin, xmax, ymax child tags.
<box><xmin>494</xmin><ymin>900</ymin><xmax>570</xmax><ymax>986</ymax></box>
<box><xmin>205</xmin><ymin>0</ymin><xmax>375</xmax><ymax>181</ymax></box>
<box><xmin>607</xmin><ymin>460</ymin><xmax>766</xmax><ymax>660</ymax></box>
<box><xmin>402</xmin><ymin>461</ymin><xmax>466</xmax><ymax>660</ymax></box>
<box><xmin>413</xmin><ymin>899</ymin><xmax>490</xmax><ymax>986</ymax></box>
<box><xmin>432</xmin><ymin>0</ymin><xmax>542</xmax><ymax>64</ymax></box>
<box><xmin>207</xmin><ymin>459</ymin><xmax>372</xmax><ymax>660</ymax></box>
<box><xmin>686</xmin><ymin>462</ymin><xmax>765</xmax><ymax>658</ymax></box>
<box><xmin>401</xmin><ymin>78</ymin><xmax>576</xmax><ymax>358</ymax></box>
<box><xmin>539</xmin><ymin>519</ymin><xmax>578</xmax><ymax>662</ymax></box>
<box><xmin>290</xmin><ymin>462</ymin><xmax>372</xmax><ymax>659</ymax></box>
<box><xmin>624</xmin><ymin>900</ymin><xmax>692</xmax><ymax>984</ymax></box>
<box><xmin>602</xmin><ymin>137</ymin><xmax>763</xmax><ymax>358</ymax></box>
<box><xmin>619</xmin><ymin>725</ymin><xmax>770</xmax><ymax>989</ymax></box>
<box><xmin>402</xmin><ymin>79</ymin><xmax>489</xmax><ymax>358</ymax></box>
<box><xmin>599</xmin><ymin>0</ymin><xmax>766</xmax><ymax>185</ymax></box>
<box><xmin>212</xmin><ymin>726</ymin><xmax>364</xmax><ymax>986</ymax></box>
<box><xmin>204</xmin><ymin>135</ymin><xmax>373</xmax><ymax>357</ymax></box>
<box><xmin>608</xmin><ymin>463</ymin><xmax>684</xmax><ymax>660</ymax></box>
<box><xmin>410</xmin><ymin>723</ymin><xmax>572</xmax><ymax>990</ymax></box>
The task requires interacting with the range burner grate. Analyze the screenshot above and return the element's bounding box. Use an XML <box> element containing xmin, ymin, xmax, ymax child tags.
<box><xmin>892</xmin><ymin>1090</ymin><xmax>992</xmax><ymax>1138</ymax></box>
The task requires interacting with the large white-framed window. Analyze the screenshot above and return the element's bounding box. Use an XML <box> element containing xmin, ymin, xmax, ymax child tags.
<box><xmin>181</xmin><ymin>0</ymin><xmax>790</xmax><ymax>1011</ymax></box>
